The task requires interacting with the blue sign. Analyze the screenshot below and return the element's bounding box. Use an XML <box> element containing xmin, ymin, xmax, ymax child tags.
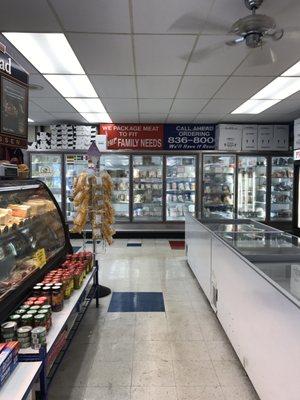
<box><xmin>164</xmin><ymin>124</ymin><xmax>215</xmax><ymax>150</ymax></box>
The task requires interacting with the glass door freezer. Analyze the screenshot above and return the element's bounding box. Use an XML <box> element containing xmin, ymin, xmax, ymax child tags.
<box><xmin>30</xmin><ymin>153</ymin><xmax>63</xmax><ymax>210</ymax></box>
<box><xmin>270</xmin><ymin>156</ymin><xmax>293</xmax><ymax>221</ymax></box>
<box><xmin>202</xmin><ymin>154</ymin><xmax>236</xmax><ymax>219</ymax></box>
<box><xmin>65</xmin><ymin>154</ymin><xmax>89</xmax><ymax>222</ymax></box>
<box><xmin>133</xmin><ymin>155</ymin><xmax>163</xmax><ymax>221</ymax></box>
<box><xmin>100</xmin><ymin>154</ymin><xmax>130</xmax><ymax>221</ymax></box>
<box><xmin>237</xmin><ymin>156</ymin><xmax>267</xmax><ymax>220</ymax></box>
<box><xmin>166</xmin><ymin>155</ymin><xmax>196</xmax><ymax>221</ymax></box>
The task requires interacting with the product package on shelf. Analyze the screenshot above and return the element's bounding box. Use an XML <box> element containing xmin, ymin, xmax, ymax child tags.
<box><xmin>70</xmin><ymin>170</ymin><xmax>115</xmax><ymax>245</ymax></box>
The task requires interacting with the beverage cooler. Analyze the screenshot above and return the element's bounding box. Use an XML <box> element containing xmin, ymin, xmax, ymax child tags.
<box><xmin>29</xmin><ymin>151</ymin><xmax>293</xmax><ymax>229</ymax></box>
<box><xmin>30</xmin><ymin>153</ymin><xmax>63</xmax><ymax>210</ymax></box>
<box><xmin>100</xmin><ymin>154</ymin><xmax>130</xmax><ymax>221</ymax></box>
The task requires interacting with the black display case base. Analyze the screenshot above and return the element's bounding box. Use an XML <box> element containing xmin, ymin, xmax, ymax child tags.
<box><xmin>95</xmin><ymin>285</ymin><xmax>111</xmax><ymax>298</ymax></box>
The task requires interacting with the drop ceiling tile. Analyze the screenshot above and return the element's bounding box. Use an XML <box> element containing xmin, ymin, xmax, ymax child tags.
<box><xmin>166</xmin><ymin>114</ymin><xmax>198</xmax><ymax>123</ymax></box>
<box><xmin>50</xmin><ymin>0</ymin><xmax>130</xmax><ymax>33</ymax></box>
<box><xmin>109</xmin><ymin>114</ymin><xmax>140</xmax><ymax>123</ymax></box>
<box><xmin>31</xmin><ymin>98</ymin><xmax>75</xmax><ymax>113</ymax></box>
<box><xmin>250</xmin><ymin>114</ymin><xmax>293</xmax><ymax>123</ymax></box>
<box><xmin>134</xmin><ymin>35</ymin><xmax>196</xmax><ymax>75</ymax></box>
<box><xmin>67</xmin><ymin>34</ymin><xmax>134</xmax><ymax>75</ymax></box>
<box><xmin>51</xmin><ymin>113</ymin><xmax>87</xmax><ymax>123</ymax></box>
<box><xmin>0</xmin><ymin>0</ymin><xmax>61</xmax><ymax>32</ymax></box>
<box><xmin>234</xmin><ymin>36</ymin><xmax>300</xmax><ymax>77</ymax></box>
<box><xmin>28</xmin><ymin>111</ymin><xmax>56</xmax><ymax>123</ymax></box>
<box><xmin>139</xmin><ymin>114</ymin><xmax>167</xmax><ymax>123</ymax></box>
<box><xmin>286</xmin><ymin>92</ymin><xmax>300</xmax><ymax>101</ymax></box>
<box><xmin>137</xmin><ymin>76</ymin><xmax>181</xmax><ymax>98</ymax></box>
<box><xmin>101</xmin><ymin>98</ymin><xmax>138</xmax><ymax>113</ymax></box>
<box><xmin>186</xmin><ymin>35</ymin><xmax>248</xmax><ymax>75</ymax></box>
<box><xmin>132</xmin><ymin>0</ymin><xmax>213</xmax><ymax>34</ymax></box>
<box><xmin>139</xmin><ymin>99</ymin><xmax>172</xmax><ymax>114</ymax></box>
<box><xmin>263</xmin><ymin>100</ymin><xmax>300</xmax><ymax>115</ymax></box>
<box><xmin>202</xmin><ymin>0</ymin><xmax>246</xmax><ymax>34</ymax></box>
<box><xmin>89</xmin><ymin>76</ymin><xmax>136</xmax><ymax>98</ymax></box>
<box><xmin>214</xmin><ymin>76</ymin><xmax>274</xmax><ymax>99</ymax></box>
<box><xmin>194</xmin><ymin>114</ymin><xmax>224</xmax><ymax>123</ymax></box>
<box><xmin>201</xmin><ymin>99</ymin><xmax>242</xmax><ymax>114</ymax></box>
<box><xmin>29</xmin><ymin>102</ymin><xmax>45</xmax><ymax>114</ymax></box>
<box><xmin>177</xmin><ymin>76</ymin><xmax>227</xmax><ymax>99</ymax></box>
<box><xmin>171</xmin><ymin>99</ymin><xmax>209</xmax><ymax>113</ymax></box>
<box><xmin>29</xmin><ymin>75</ymin><xmax>61</xmax><ymax>98</ymax></box>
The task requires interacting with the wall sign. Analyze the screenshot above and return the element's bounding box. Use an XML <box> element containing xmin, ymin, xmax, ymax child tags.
<box><xmin>100</xmin><ymin>124</ymin><xmax>163</xmax><ymax>150</ymax></box>
<box><xmin>0</xmin><ymin>42</ymin><xmax>29</xmax><ymax>148</ymax></box>
<box><xmin>164</xmin><ymin>124</ymin><xmax>215</xmax><ymax>150</ymax></box>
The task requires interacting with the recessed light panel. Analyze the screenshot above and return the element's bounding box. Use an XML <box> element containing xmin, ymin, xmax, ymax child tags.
<box><xmin>4</xmin><ymin>33</ymin><xmax>85</xmax><ymax>74</ymax></box>
<box><xmin>81</xmin><ymin>113</ymin><xmax>112</xmax><ymax>123</ymax></box>
<box><xmin>232</xmin><ymin>99</ymin><xmax>281</xmax><ymax>114</ymax></box>
<box><xmin>44</xmin><ymin>75</ymin><xmax>98</xmax><ymax>98</ymax></box>
<box><xmin>252</xmin><ymin>77</ymin><xmax>300</xmax><ymax>100</ymax></box>
<box><xmin>66</xmin><ymin>98</ymin><xmax>107</xmax><ymax>113</ymax></box>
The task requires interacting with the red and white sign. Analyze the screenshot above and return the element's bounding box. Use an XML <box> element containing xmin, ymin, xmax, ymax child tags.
<box><xmin>99</xmin><ymin>124</ymin><xmax>163</xmax><ymax>150</ymax></box>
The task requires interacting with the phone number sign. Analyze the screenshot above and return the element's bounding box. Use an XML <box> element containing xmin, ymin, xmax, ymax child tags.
<box><xmin>164</xmin><ymin>124</ymin><xmax>215</xmax><ymax>150</ymax></box>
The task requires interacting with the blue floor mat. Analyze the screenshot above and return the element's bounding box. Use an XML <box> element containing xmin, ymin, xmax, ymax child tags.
<box><xmin>73</xmin><ymin>246</ymin><xmax>81</xmax><ymax>253</ymax></box>
<box><xmin>127</xmin><ymin>243</ymin><xmax>142</xmax><ymax>247</ymax></box>
<box><xmin>108</xmin><ymin>292</ymin><xmax>165</xmax><ymax>312</ymax></box>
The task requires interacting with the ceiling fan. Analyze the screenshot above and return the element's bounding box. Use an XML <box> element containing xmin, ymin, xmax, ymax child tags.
<box><xmin>173</xmin><ymin>0</ymin><xmax>298</xmax><ymax>66</ymax></box>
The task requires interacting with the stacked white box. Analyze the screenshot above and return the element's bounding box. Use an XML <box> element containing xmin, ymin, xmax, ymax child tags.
<box><xmin>257</xmin><ymin>125</ymin><xmax>274</xmax><ymax>150</ymax></box>
<box><xmin>273</xmin><ymin>125</ymin><xmax>289</xmax><ymax>151</ymax></box>
<box><xmin>216</xmin><ymin>124</ymin><xmax>242</xmax><ymax>151</ymax></box>
<box><xmin>242</xmin><ymin>125</ymin><xmax>258</xmax><ymax>151</ymax></box>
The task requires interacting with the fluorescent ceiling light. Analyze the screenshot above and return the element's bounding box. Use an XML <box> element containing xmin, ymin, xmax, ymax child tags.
<box><xmin>81</xmin><ymin>113</ymin><xmax>112</xmax><ymax>123</ymax></box>
<box><xmin>66</xmin><ymin>98</ymin><xmax>107</xmax><ymax>113</ymax></box>
<box><xmin>232</xmin><ymin>99</ymin><xmax>281</xmax><ymax>114</ymax></box>
<box><xmin>3</xmin><ymin>33</ymin><xmax>85</xmax><ymax>74</ymax></box>
<box><xmin>28</xmin><ymin>118</ymin><xmax>34</xmax><ymax>123</ymax></box>
<box><xmin>44</xmin><ymin>75</ymin><xmax>97</xmax><ymax>98</ymax></box>
<box><xmin>251</xmin><ymin>77</ymin><xmax>300</xmax><ymax>100</ymax></box>
<box><xmin>282</xmin><ymin>61</ymin><xmax>300</xmax><ymax>76</ymax></box>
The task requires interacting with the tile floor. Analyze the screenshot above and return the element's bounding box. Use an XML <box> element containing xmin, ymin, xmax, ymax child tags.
<box><xmin>48</xmin><ymin>239</ymin><xmax>260</xmax><ymax>400</ymax></box>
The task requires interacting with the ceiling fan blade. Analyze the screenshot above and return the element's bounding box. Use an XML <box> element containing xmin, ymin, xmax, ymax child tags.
<box><xmin>265</xmin><ymin>29</ymin><xmax>284</xmax><ymax>41</ymax></box>
<box><xmin>226</xmin><ymin>37</ymin><xmax>245</xmax><ymax>46</ymax></box>
<box><xmin>181</xmin><ymin>41</ymin><xmax>227</xmax><ymax>63</ymax></box>
<box><xmin>168</xmin><ymin>13</ymin><xmax>229</xmax><ymax>33</ymax></box>
<box><xmin>283</xmin><ymin>27</ymin><xmax>300</xmax><ymax>39</ymax></box>
<box><xmin>246</xmin><ymin>45</ymin><xmax>277</xmax><ymax>67</ymax></box>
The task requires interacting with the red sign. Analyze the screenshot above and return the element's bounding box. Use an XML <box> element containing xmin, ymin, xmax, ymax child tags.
<box><xmin>99</xmin><ymin>124</ymin><xmax>163</xmax><ymax>150</ymax></box>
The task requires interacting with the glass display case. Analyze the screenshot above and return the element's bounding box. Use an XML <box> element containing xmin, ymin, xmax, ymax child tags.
<box><xmin>202</xmin><ymin>219</ymin><xmax>277</xmax><ymax>233</ymax></box>
<box><xmin>0</xmin><ymin>180</ymin><xmax>67</xmax><ymax>310</ymax></box>
<box><xmin>271</xmin><ymin>156</ymin><xmax>293</xmax><ymax>221</ymax></box>
<box><xmin>237</xmin><ymin>156</ymin><xmax>267</xmax><ymax>220</ymax></box>
<box><xmin>166</xmin><ymin>156</ymin><xmax>196</xmax><ymax>221</ymax></box>
<box><xmin>65</xmin><ymin>154</ymin><xmax>88</xmax><ymax>222</ymax></box>
<box><xmin>133</xmin><ymin>155</ymin><xmax>163</xmax><ymax>221</ymax></box>
<box><xmin>100</xmin><ymin>154</ymin><xmax>130</xmax><ymax>221</ymax></box>
<box><xmin>30</xmin><ymin>154</ymin><xmax>63</xmax><ymax>209</ymax></box>
<box><xmin>203</xmin><ymin>155</ymin><xmax>236</xmax><ymax>219</ymax></box>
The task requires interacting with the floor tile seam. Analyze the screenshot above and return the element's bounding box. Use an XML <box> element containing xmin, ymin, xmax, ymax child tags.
<box><xmin>131</xmin><ymin>312</ymin><xmax>137</xmax><ymax>388</ymax></box>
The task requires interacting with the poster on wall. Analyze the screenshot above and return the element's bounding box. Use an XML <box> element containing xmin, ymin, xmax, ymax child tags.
<box><xmin>1</xmin><ymin>77</ymin><xmax>27</xmax><ymax>138</ymax></box>
<box><xmin>164</xmin><ymin>124</ymin><xmax>215</xmax><ymax>150</ymax></box>
<box><xmin>100</xmin><ymin>124</ymin><xmax>163</xmax><ymax>150</ymax></box>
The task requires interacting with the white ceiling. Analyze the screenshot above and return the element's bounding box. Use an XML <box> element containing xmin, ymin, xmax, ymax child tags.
<box><xmin>1</xmin><ymin>0</ymin><xmax>300</xmax><ymax>125</ymax></box>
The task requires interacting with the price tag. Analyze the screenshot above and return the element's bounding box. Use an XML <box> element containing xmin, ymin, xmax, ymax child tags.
<box><xmin>34</xmin><ymin>248</ymin><xmax>47</xmax><ymax>269</ymax></box>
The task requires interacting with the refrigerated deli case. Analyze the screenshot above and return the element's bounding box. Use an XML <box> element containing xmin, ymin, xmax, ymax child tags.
<box><xmin>0</xmin><ymin>179</ymin><xmax>70</xmax><ymax>322</ymax></box>
<box><xmin>186</xmin><ymin>214</ymin><xmax>300</xmax><ymax>400</ymax></box>
<box><xmin>29</xmin><ymin>151</ymin><xmax>293</xmax><ymax>229</ymax></box>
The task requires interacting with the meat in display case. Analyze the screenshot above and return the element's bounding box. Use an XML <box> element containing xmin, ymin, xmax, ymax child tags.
<box><xmin>30</xmin><ymin>154</ymin><xmax>63</xmax><ymax>209</ymax></box>
<box><xmin>237</xmin><ymin>156</ymin><xmax>267</xmax><ymax>220</ymax></box>
<box><xmin>203</xmin><ymin>155</ymin><xmax>235</xmax><ymax>219</ymax></box>
<box><xmin>100</xmin><ymin>154</ymin><xmax>130</xmax><ymax>221</ymax></box>
<box><xmin>0</xmin><ymin>180</ymin><xmax>68</xmax><ymax>320</ymax></box>
<box><xmin>65</xmin><ymin>154</ymin><xmax>88</xmax><ymax>222</ymax></box>
<box><xmin>166</xmin><ymin>156</ymin><xmax>196</xmax><ymax>221</ymax></box>
<box><xmin>271</xmin><ymin>156</ymin><xmax>293</xmax><ymax>221</ymax></box>
<box><xmin>133</xmin><ymin>155</ymin><xmax>163</xmax><ymax>221</ymax></box>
